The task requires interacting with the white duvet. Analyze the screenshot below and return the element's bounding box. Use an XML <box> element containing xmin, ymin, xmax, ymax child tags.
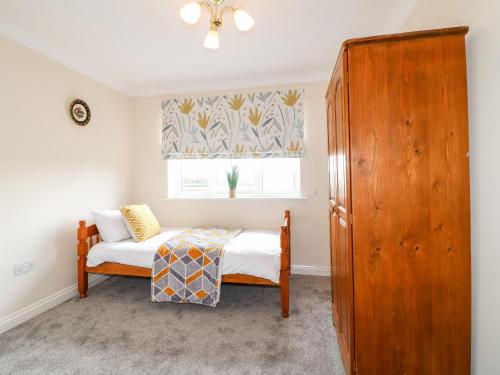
<box><xmin>87</xmin><ymin>228</ymin><xmax>282</xmax><ymax>284</ymax></box>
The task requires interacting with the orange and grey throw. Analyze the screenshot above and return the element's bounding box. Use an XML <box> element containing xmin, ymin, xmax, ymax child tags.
<box><xmin>151</xmin><ymin>227</ymin><xmax>241</xmax><ymax>307</ymax></box>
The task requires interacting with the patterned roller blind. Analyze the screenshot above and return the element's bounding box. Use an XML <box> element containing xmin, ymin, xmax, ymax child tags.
<box><xmin>161</xmin><ymin>89</ymin><xmax>304</xmax><ymax>159</ymax></box>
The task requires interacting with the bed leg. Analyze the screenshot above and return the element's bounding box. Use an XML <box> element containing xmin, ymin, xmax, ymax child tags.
<box><xmin>280</xmin><ymin>272</ymin><xmax>290</xmax><ymax>318</ymax></box>
<box><xmin>79</xmin><ymin>260</ymin><xmax>88</xmax><ymax>299</ymax></box>
<box><xmin>280</xmin><ymin>211</ymin><xmax>291</xmax><ymax>318</ymax></box>
<box><xmin>78</xmin><ymin>221</ymin><xmax>89</xmax><ymax>299</ymax></box>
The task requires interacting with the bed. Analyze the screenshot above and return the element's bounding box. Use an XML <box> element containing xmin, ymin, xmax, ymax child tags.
<box><xmin>77</xmin><ymin>210</ymin><xmax>291</xmax><ymax>317</ymax></box>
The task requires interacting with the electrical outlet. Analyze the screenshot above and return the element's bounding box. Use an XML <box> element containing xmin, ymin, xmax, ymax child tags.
<box><xmin>14</xmin><ymin>260</ymin><xmax>34</xmax><ymax>276</ymax></box>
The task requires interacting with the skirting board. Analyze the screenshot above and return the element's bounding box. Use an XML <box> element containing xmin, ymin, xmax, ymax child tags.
<box><xmin>291</xmin><ymin>265</ymin><xmax>330</xmax><ymax>277</ymax></box>
<box><xmin>0</xmin><ymin>274</ymin><xmax>108</xmax><ymax>335</ymax></box>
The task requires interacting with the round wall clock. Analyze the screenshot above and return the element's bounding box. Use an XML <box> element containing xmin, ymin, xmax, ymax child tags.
<box><xmin>70</xmin><ymin>99</ymin><xmax>91</xmax><ymax>126</ymax></box>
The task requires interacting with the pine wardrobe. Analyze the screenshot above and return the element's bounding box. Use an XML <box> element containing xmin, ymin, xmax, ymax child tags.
<box><xmin>326</xmin><ymin>27</ymin><xmax>471</xmax><ymax>374</ymax></box>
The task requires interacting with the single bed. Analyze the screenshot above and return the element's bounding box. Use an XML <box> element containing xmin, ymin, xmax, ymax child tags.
<box><xmin>77</xmin><ymin>210</ymin><xmax>291</xmax><ymax>317</ymax></box>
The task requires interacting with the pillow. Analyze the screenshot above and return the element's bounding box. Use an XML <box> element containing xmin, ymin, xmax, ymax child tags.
<box><xmin>91</xmin><ymin>210</ymin><xmax>132</xmax><ymax>243</ymax></box>
<box><xmin>120</xmin><ymin>204</ymin><xmax>161</xmax><ymax>242</ymax></box>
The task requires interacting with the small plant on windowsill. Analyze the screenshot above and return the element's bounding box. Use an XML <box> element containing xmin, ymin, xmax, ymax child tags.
<box><xmin>226</xmin><ymin>164</ymin><xmax>239</xmax><ymax>199</ymax></box>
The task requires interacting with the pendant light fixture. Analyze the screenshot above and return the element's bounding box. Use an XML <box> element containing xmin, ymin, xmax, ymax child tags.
<box><xmin>180</xmin><ymin>0</ymin><xmax>255</xmax><ymax>50</ymax></box>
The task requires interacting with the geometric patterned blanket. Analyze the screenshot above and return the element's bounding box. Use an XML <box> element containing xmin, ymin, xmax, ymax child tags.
<box><xmin>151</xmin><ymin>227</ymin><xmax>241</xmax><ymax>307</ymax></box>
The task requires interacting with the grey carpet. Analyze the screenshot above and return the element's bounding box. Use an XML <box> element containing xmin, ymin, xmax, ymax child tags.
<box><xmin>0</xmin><ymin>275</ymin><xmax>345</xmax><ymax>375</ymax></box>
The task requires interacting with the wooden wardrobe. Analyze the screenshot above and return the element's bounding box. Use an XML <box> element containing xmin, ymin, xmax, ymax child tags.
<box><xmin>326</xmin><ymin>27</ymin><xmax>471</xmax><ymax>374</ymax></box>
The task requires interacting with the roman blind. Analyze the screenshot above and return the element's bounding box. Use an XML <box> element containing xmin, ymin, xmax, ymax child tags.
<box><xmin>161</xmin><ymin>89</ymin><xmax>304</xmax><ymax>159</ymax></box>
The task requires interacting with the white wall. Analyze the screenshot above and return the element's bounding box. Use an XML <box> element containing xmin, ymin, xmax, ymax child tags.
<box><xmin>0</xmin><ymin>36</ymin><xmax>133</xmax><ymax>328</ymax></box>
<box><xmin>131</xmin><ymin>83</ymin><xmax>330</xmax><ymax>270</ymax></box>
<box><xmin>401</xmin><ymin>2</ymin><xmax>500</xmax><ymax>374</ymax></box>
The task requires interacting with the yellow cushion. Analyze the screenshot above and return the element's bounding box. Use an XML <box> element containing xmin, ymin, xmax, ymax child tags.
<box><xmin>120</xmin><ymin>204</ymin><xmax>160</xmax><ymax>242</ymax></box>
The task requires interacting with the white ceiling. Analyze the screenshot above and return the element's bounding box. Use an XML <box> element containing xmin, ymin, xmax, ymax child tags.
<box><xmin>0</xmin><ymin>0</ymin><xmax>416</xmax><ymax>97</ymax></box>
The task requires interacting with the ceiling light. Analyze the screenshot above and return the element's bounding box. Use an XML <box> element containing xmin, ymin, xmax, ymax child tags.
<box><xmin>180</xmin><ymin>2</ymin><xmax>202</xmax><ymax>24</ymax></box>
<box><xmin>233</xmin><ymin>9</ymin><xmax>254</xmax><ymax>32</ymax></box>
<box><xmin>179</xmin><ymin>0</ymin><xmax>255</xmax><ymax>50</ymax></box>
<box><xmin>204</xmin><ymin>28</ymin><xmax>220</xmax><ymax>50</ymax></box>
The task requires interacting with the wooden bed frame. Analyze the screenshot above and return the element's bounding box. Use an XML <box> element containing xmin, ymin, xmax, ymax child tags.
<box><xmin>77</xmin><ymin>210</ymin><xmax>291</xmax><ymax>318</ymax></box>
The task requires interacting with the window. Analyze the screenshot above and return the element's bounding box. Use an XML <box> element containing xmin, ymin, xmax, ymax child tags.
<box><xmin>167</xmin><ymin>158</ymin><xmax>301</xmax><ymax>198</ymax></box>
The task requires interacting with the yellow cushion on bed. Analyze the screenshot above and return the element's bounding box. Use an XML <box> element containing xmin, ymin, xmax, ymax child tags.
<box><xmin>120</xmin><ymin>204</ymin><xmax>160</xmax><ymax>242</ymax></box>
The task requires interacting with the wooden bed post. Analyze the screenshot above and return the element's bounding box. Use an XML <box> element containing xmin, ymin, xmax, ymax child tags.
<box><xmin>77</xmin><ymin>220</ymin><xmax>89</xmax><ymax>299</ymax></box>
<box><xmin>280</xmin><ymin>210</ymin><xmax>291</xmax><ymax>318</ymax></box>
<box><xmin>286</xmin><ymin>210</ymin><xmax>291</xmax><ymax>275</ymax></box>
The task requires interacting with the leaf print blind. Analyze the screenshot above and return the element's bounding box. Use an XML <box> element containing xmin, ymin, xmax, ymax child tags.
<box><xmin>161</xmin><ymin>89</ymin><xmax>304</xmax><ymax>159</ymax></box>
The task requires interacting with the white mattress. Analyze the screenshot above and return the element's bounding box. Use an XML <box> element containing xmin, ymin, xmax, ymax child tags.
<box><xmin>87</xmin><ymin>228</ymin><xmax>282</xmax><ymax>284</ymax></box>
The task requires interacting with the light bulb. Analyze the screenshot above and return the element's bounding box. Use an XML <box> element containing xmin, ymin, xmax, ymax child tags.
<box><xmin>233</xmin><ymin>9</ymin><xmax>254</xmax><ymax>31</ymax></box>
<box><xmin>204</xmin><ymin>28</ymin><xmax>219</xmax><ymax>50</ymax></box>
<box><xmin>180</xmin><ymin>2</ymin><xmax>201</xmax><ymax>25</ymax></box>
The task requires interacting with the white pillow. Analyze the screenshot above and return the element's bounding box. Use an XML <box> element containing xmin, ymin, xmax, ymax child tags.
<box><xmin>91</xmin><ymin>210</ymin><xmax>132</xmax><ymax>243</ymax></box>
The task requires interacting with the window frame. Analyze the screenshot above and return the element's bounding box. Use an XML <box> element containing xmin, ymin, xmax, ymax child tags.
<box><xmin>167</xmin><ymin>158</ymin><xmax>301</xmax><ymax>199</ymax></box>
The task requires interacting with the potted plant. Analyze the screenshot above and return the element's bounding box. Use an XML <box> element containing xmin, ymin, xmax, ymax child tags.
<box><xmin>226</xmin><ymin>164</ymin><xmax>239</xmax><ymax>198</ymax></box>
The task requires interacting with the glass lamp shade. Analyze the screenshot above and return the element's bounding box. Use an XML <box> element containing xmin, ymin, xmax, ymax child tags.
<box><xmin>233</xmin><ymin>9</ymin><xmax>255</xmax><ymax>31</ymax></box>
<box><xmin>180</xmin><ymin>2</ymin><xmax>202</xmax><ymax>25</ymax></box>
<box><xmin>204</xmin><ymin>29</ymin><xmax>220</xmax><ymax>49</ymax></box>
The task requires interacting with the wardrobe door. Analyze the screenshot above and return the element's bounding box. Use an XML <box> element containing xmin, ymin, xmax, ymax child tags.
<box><xmin>348</xmin><ymin>34</ymin><xmax>470</xmax><ymax>374</ymax></box>
<box><xmin>327</xmin><ymin>95</ymin><xmax>340</xmax><ymax>328</ymax></box>
<box><xmin>330</xmin><ymin>52</ymin><xmax>355</xmax><ymax>374</ymax></box>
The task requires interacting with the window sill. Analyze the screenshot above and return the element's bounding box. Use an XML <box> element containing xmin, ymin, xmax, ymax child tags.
<box><xmin>162</xmin><ymin>196</ymin><xmax>308</xmax><ymax>201</ymax></box>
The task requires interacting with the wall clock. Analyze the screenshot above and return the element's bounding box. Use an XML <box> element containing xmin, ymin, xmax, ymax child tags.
<box><xmin>70</xmin><ymin>99</ymin><xmax>91</xmax><ymax>126</ymax></box>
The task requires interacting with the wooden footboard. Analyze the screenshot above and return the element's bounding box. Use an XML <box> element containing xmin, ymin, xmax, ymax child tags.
<box><xmin>78</xmin><ymin>210</ymin><xmax>291</xmax><ymax>318</ymax></box>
